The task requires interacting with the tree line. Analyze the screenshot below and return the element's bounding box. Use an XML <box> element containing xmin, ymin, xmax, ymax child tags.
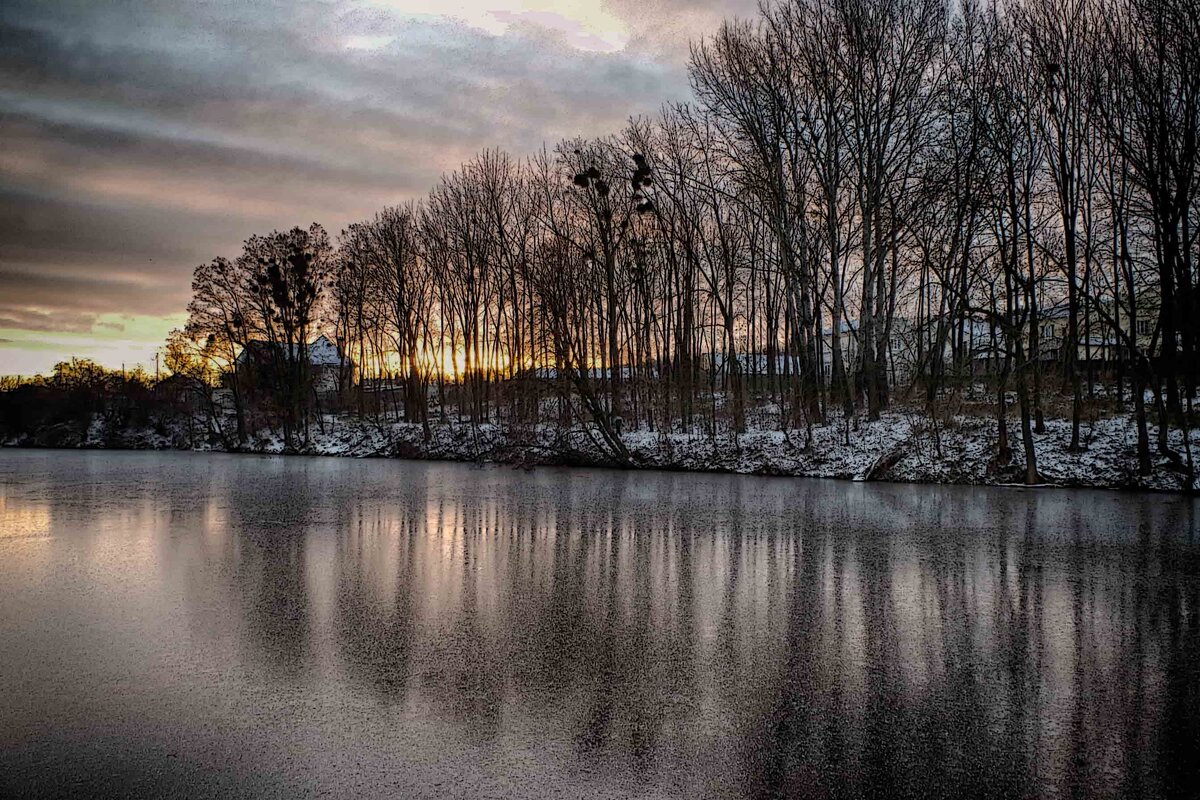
<box><xmin>23</xmin><ymin>0</ymin><xmax>1195</xmax><ymax>483</ymax></box>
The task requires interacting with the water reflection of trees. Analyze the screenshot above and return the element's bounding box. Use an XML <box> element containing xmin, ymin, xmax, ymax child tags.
<box><xmin>734</xmin><ymin>487</ymin><xmax>1197</xmax><ymax>799</ymax></box>
<box><xmin>228</xmin><ymin>467</ymin><xmax>314</xmax><ymax>682</ymax></box>
<box><xmin>171</xmin><ymin>460</ymin><xmax>1197</xmax><ymax>798</ymax></box>
<box><xmin>332</xmin><ymin>507</ymin><xmax>417</xmax><ymax>703</ymax></box>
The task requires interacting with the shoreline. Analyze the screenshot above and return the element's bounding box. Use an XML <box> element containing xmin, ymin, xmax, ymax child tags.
<box><xmin>4</xmin><ymin>411</ymin><xmax>1195</xmax><ymax>494</ymax></box>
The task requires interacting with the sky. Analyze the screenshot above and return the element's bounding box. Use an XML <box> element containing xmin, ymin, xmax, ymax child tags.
<box><xmin>0</xmin><ymin>0</ymin><xmax>756</xmax><ymax>377</ymax></box>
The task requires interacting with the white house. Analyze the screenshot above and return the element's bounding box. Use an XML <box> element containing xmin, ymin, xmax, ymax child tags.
<box><xmin>234</xmin><ymin>333</ymin><xmax>351</xmax><ymax>395</ymax></box>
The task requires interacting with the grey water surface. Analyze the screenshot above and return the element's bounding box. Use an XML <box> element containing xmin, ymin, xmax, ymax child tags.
<box><xmin>1</xmin><ymin>449</ymin><xmax>1197</xmax><ymax>799</ymax></box>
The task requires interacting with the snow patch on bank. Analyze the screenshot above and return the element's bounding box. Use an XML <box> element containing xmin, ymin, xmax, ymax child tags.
<box><xmin>17</xmin><ymin>409</ymin><xmax>1192</xmax><ymax>492</ymax></box>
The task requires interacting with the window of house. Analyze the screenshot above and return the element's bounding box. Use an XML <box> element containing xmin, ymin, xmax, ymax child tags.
<box><xmin>1137</xmin><ymin>320</ymin><xmax>1152</xmax><ymax>336</ymax></box>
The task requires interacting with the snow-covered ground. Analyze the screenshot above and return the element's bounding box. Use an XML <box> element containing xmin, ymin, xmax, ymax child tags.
<box><xmin>13</xmin><ymin>408</ymin><xmax>1195</xmax><ymax>492</ymax></box>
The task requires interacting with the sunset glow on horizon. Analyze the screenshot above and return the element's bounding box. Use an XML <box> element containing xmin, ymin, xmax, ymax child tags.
<box><xmin>0</xmin><ymin>0</ymin><xmax>754</xmax><ymax>377</ymax></box>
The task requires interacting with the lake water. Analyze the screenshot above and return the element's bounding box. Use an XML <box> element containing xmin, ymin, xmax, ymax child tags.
<box><xmin>1</xmin><ymin>450</ymin><xmax>1197</xmax><ymax>799</ymax></box>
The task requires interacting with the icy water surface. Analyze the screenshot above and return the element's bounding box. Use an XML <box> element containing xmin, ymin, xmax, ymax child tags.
<box><xmin>1</xmin><ymin>450</ymin><xmax>1197</xmax><ymax>799</ymax></box>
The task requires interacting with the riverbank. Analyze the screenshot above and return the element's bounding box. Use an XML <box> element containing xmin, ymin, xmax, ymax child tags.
<box><xmin>4</xmin><ymin>410</ymin><xmax>1195</xmax><ymax>492</ymax></box>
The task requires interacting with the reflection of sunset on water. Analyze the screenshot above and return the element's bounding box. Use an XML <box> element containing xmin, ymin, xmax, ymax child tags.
<box><xmin>0</xmin><ymin>494</ymin><xmax>50</xmax><ymax>540</ymax></box>
<box><xmin>3</xmin><ymin>449</ymin><xmax>1195</xmax><ymax>798</ymax></box>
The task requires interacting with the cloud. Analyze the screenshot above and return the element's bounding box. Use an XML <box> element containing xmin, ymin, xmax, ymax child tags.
<box><xmin>357</xmin><ymin>1</ymin><xmax>633</xmax><ymax>52</ymax></box>
<box><xmin>0</xmin><ymin>0</ymin><xmax>740</xmax><ymax>371</ymax></box>
<box><xmin>0</xmin><ymin>309</ymin><xmax>100</xmax><ymax>334</ymax></box>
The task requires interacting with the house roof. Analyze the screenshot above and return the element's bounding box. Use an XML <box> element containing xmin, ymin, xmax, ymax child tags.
<box><xmin>236</xmin><ymin>334</ymin><xmax>346</xmax><ymax>366</ymax></box>
<box><xmin>307</xmin><ymin>334</ymin><xmax>342</xmax><ymax>366</ymax></box>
